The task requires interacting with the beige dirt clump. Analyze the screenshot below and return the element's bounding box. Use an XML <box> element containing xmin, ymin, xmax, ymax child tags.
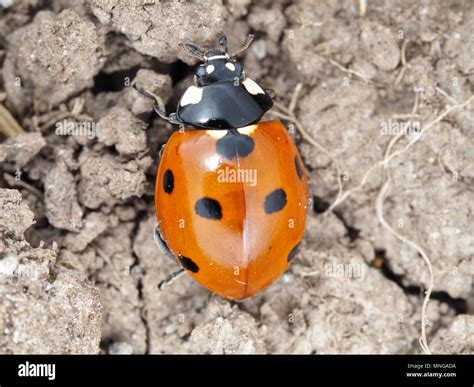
<box><xmin>3</xmin><ymin>9</ymin><xmax>106</xmax><ymax>113</ymax></box>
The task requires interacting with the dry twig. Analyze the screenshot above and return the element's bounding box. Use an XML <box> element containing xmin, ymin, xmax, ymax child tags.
<box><xmin>0</xmin><ymin>103</ymin><xmax>25</xmax><ymax>138</ymax></box>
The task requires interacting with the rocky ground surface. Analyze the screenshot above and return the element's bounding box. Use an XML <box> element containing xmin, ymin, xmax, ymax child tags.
<box><xmin>0</xmin><ymin>0</ymin><xmax>473</xmax><ymax>354</ymax></box>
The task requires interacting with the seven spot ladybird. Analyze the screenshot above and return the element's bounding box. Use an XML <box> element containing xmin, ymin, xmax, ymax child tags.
<box><xmin>138</xmin><ymin>35</ymin><xmax>309</xmax><ymax>300</ymax></box>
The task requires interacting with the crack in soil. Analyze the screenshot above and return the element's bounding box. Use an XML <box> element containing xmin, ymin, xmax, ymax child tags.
<box><xmin>374</xmin><ymin>248</ymin><xmax>468</xmax><ymax>315</ymax></box>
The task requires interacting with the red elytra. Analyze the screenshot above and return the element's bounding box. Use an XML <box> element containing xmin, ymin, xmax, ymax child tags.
<box><xmin>155</xmin><ymin>120</ymin><xmax>309</xmax><ymax>300</ymax></box>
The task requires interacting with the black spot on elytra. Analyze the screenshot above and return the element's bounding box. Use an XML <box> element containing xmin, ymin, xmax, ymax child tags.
<box><xmin>163</xmin><ymin>169</ymin><xmax>174</xmax><ymax>194</ymax></box>
<box><xmin>216</xmin><ymin>129</ymin><xmax>254</xmax><ymax>160</ymax></box>
<box><xmin>287</xmin><ymin>244</ymin><xmax>300</xmax><ymax>262</ymax></box>
<box><xmin>295</xmin><ymin>156</ymin><xmax>304</xmax><ymax>179</ymax></box>
<box><xmin>178</xmin><ymin>254</ymin><xmax>199</xmax><ymax>273</ymax></box>
<box><xmin>264</xmin><ymin>188</ymin><xmax>287</xmax><ymax>214</ymax></box>
<box><xmin>195</xmin><ymin>197</ymin><xmax>222</xmax><ymax>220</ymax></box>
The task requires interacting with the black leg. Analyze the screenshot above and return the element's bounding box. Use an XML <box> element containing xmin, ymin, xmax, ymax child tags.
<box><xmin>154</xmin><ymin>223</ymin><xmax>176</xmax><ymax>262</ymax></box>
<box><xmin>154</xmin><ymin>223</ymin><xmax>186</xmax><ymax>289</ymax></box>
<box><xmin>265</xmin><ymin>88</ymin><xmax>276</xmax><ymax>99</ymax></box>
<box><xmin>133</xmin><ymin>84</ymin><xmax>183</xmax><ymax>125</ymax></box>
<box><xmin>158</xmin><ymin>269</ymin><xmax>185</xmax><ymax>290</ymax></box>
<box><xmin>158</xmin><ymin>143</ymin><xmax>166</xmax><ymax>159</ymax></box>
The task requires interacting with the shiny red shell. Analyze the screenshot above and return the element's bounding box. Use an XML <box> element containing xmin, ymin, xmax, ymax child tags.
<box><xmin>155</xmin><ymin>120</ymin><xmax>308</xmax><ymax>300</ymax></box>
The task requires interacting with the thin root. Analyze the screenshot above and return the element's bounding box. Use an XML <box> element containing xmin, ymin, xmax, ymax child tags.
<box><xmin>329</xmin><ymin>59</ymin><xmax>371</xmax><ymax>83</ymax></box>
<box><xmin>375</xmin><ymin>177</ymin><xmax>434</xmax><ymax>354</ymax></box>
<box><xmin>394</xmin><ymin>39</ymin><xmax>410</xmax><ymax>87</ymax></box>
<box><xmin>3</xmin><ymin>172</ymin><xmax>44</xmax><ymax>199</ymax></box>
<box><xmin>436</xmin><ymin>87</ymin><xmax>460</xmax><ymax>105</ymax></box>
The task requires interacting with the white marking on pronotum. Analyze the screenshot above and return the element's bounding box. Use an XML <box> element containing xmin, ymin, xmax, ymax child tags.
<box><xmin>206</xmin><ymin>65</ymin><xmax>215</xmax><ymax>74</ymax></box>
<box><xmin>242</xmin><ymin>77</ymin><xmax>265</xmax><ymax>95</ymax></box>
<box><xmin>237</xmin><ymin>124</ymin><xmax>257</xmax><ymax>136</ymax></box>
<box><xmin>180</xmin><ymin>86</ymin><xmax>203</xmax><ymax>106</ymax></box>
<box><xmin>226</xmin><ymin>62</ymin><xmax>236</xmax><ymax>71</ymax></box>
<box><xmin>206</xmin><ymin>130</ymin><xmax>228</xmax><ymax>139</ymax></box>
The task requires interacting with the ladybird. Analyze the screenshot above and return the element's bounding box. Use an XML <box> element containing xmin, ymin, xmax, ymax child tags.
<box><xmin>139</xmin><ymin>35</ymin><xmax>309</xmax><ymax>300</ymax></box>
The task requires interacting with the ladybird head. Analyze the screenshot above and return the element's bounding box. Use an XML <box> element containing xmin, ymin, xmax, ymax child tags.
<box><xmin>176</xmin><ymin>35</ymin><xmax>273</xmax><ymax>130</ymax></box>
<box><xmin>181</xmin><ymin>35</ymin><xmax>253</xmax><ymax>87</ymax></box>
